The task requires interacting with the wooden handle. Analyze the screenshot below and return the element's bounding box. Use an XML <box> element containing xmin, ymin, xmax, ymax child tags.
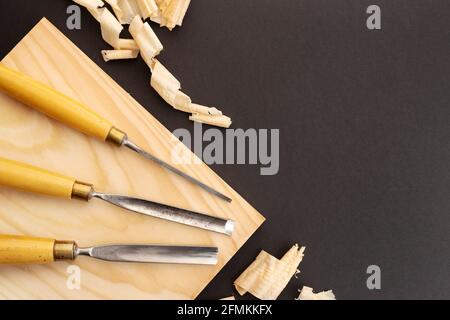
<box><xmin>0</xmin><ymin>158</ymin><xmax>76</xmax><ymax>199</ymax></box>
<box><xmin>0</xmin><ymin>235</ymin><xmax>56</xmax><ymax>264</ymax></box>
<box><xmin>0</xmin><ymin>235</ymin><xmax>76</xmax><ymax>264</ymax></box>
<box><xmin>0</xmin><ymin>63</ymin><xmax>114</xmax><ymax>141</ymax></box>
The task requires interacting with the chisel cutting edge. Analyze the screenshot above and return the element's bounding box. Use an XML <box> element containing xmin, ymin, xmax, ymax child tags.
<box><xmin>0</xmin><ymin>63</ymin><xmax>232</xmax><ymax>203</ymax></box>
<box><xmin>0</xmin><ymin>235</ymin><xmax>219</xmax><ymax>265</ymax></box>
<box><xmin>0</xmin><ymin>158</ymin><xmax>235</xmax><ymax>236</ymax></box>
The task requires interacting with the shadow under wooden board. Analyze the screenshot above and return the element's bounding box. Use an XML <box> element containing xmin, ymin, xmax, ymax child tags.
<box><xmin>0</xmin><ymin>18</ymin><xmax>265</xmax><ymax>299</ymax></box>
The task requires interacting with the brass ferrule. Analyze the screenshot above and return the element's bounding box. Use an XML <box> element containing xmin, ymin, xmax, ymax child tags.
<box><xmin>54</xmin><ymin>241</ymin><xmax>77</xmax><ymax>261</ymax></box>
<box><xmin>72</xmin><ymin>181</ymin><xmax>94</xmax><ymax>201</ymax></box>
<box><xmin>106</xmin><ymin>127</ymin><xmax>127</xmax><ymax>146</ymax></box>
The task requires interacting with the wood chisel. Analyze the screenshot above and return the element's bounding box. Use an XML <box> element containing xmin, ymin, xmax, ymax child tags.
<box><xmin>0</xmin><ymin>235</ymin><xmax>218</xmax><ymax>265</ymax></box>
<box><xmin>0</xmin><ymin>158</ymin><xmax>235</xmax><ymax>235</ymax></box>
<box><xmin>0</xmin><ymin>63</ymin><xmax>232</xmax><ymax>203</ymax></box>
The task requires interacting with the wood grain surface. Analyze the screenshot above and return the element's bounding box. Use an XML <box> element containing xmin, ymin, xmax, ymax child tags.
<box><xmin>0</xmin><ymin>18</ymin><xmax>265</xmax><ymax>300</ymax></box>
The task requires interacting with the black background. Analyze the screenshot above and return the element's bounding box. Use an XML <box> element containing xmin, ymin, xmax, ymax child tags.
<box><xmin>1</xmin><ymin>0</ymin><xmax>450</xmax><ymax>300</ymax></box>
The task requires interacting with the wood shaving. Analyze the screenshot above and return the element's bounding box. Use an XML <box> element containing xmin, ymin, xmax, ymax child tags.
<box><xmin>104</xmin><ymin>0</ymin><xmax>124</xmax><ymax>22</ymax></box>
<box><xmin>129</xmin><ymin>15</ymin><xmax>163</xmax><ymax>66</ymax></box>
<box><xmin>73</xmin><ymin>0</ymin><xmax>104</xmax><ymax>20</ymax></box>
<box><xmin>106</xmin><ymin>0</ymin><xmax>161</xmax><ymax>24</ymax></box>
<box><xmin>234</xmin><ymin>245</ymin><xmax>306</xmax><ymax>300</ymax></box>
<box><xmin>160</xmin><ymin>0</ymin><xmax>192</xmax><ymax>30</ymax></box>
<box><xmin>136</xmin><ymin>0</ymin><xmax>159</xmax><ymax>19</ymax></box>
<box><xmin>102</xmin><ymin>49</ymin><xmax>139</xmax><ymax>61</ymax></box>
<box><xmin>149</xmin><ymin>58</ymin><xmax>190</xmax><ymax>109</ymax></box>
<box><xmin>150</xmin><ymin>0</ymin><xmax>169</xmax><ymax>25</ymax></box>
<box><xmin>220</xmin><ymin>296</ymin><xmax>236</xmax><ymax>300</ymax></box>
<box><xmin>107</xmin><ymin>0</ymin><xmax>140</xmax><ymax>24</ymax></box>
<box><xmin>150</xmin><ymin>59</ymin><xmax>232</xmax><ymax>128</ymax></box>
<box><xmin>99</xmin><ymin>8</ymin><xmax>126</xmax><ymax>48</ymax></box>
<box><xmin>297</xmin><ymin>286</ymin><xmax>336</xmax><ymax>301</ymax></box>
<box><xmin>74</xmin><ymin>0</ymin><xmax>137</xmax><ymax>50</ymax></box>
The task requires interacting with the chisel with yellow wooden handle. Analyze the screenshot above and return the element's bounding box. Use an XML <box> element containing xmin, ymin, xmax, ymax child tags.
<box><xmin>0</xmin><ymin>63</ymin><xmax>231</xmax><ymax>203</ymax></box>
<box><xmin>0</xmin><ymin>158</ymin><xmax>234</xmax><ymax>235</ymax></box>
<box><xmin>0</xmin><ymin>235</ymin><xmax>218</xmax><ymax>265</ymax></box>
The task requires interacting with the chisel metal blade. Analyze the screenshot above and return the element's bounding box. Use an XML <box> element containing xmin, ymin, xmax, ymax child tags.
<box><xmin>92</xmin><ymin>192</ymin><xmax>235</xmax><ymax>236</ymax></box>
<box><xmin>123</xmin><ymin>139</ymin><xmax>232</xmax><ymax>203</ymax></box>
<box><xmin>76</xmin><ymin>245</ymin><xmax>218</xmax><ymax>265</ymax></box>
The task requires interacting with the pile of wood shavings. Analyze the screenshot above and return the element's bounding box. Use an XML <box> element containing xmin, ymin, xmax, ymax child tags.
<box><xmin>74</xmin><ymin>0</ymin><xmax>232</xmax><ymax>128</ymax></box>
<box><xmin>234</xmin><ymin>245</ymin><xmax>336</xmax><ymax>300</ymax></box>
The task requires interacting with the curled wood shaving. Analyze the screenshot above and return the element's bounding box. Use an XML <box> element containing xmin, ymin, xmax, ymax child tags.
<box><xmin>73</xmin><ymin>0</ymin><xmax>104</xmax><ymax>20</ymax></box>
<box><xmin>129</xmin><ymin>16</ymin><xmax>163</xmax><ymax>67</ymax></box>
<box><xmin>104</xmin><ymin>0</ymin><xmax>124</xmax><ymax>22</ymax></box>
<box><xmin>150</xmin><ymin>58</ymin><xmax>190</xmax><ymax>109</ymax></box>
<box><xmin>162</xmin><ymin>0</ymin><xmax>191</xmax><ymax>30</ymax></box>
<box><xmin>151</xmin><ymin>0</ymin><xmax>191</xmax><ymax>30</ymax></box>
<box><xmin>99</xmin><ymin>8</ymin><xmax>126</xmax><ymax>48</ymax></box>
<box><xmin>150</xmin><ymin>0</ymin><xmax>169</xmax><ymax>25</ymax></box>
<box><xmin>234</xmin><ymin>245</ymin><xmax>306</xmax><ymax>300</ymax></box>
<box><xmin>106</xmin><ymin>0</ymin><xmax>159</xmax><ymax>23</ymax></box>
<box><xmin>150</xmin><ymin>59</ymin><xmax>232</xmax><ymax>128</ymax></box>
<box><xmin>108</xmin><ymin>0</ymin><xmax>140</xmax><ymax>24</ymax></box>
<box><xmin>102</xmin><ymin>49</ymin><xmax>139</xmax><ymax>62</ymax></box>
<box><xmin>220</xmin><ymin>296</ymin><xmax>236</xmax><ymax>300</ymax></box>
<box><xmin>136</xmin><ymin>0</ymin><xmax>159</xmax><ymax>19</ymax></box>
<box><xmin>74</xmin><ymin>0</ymin><xmax>138</xmax><ymax>50</ymax></box>
<box><xmin>297</xmin><ymin>286</ymin><xmax>336</xmax><ymax>301</ymax></box>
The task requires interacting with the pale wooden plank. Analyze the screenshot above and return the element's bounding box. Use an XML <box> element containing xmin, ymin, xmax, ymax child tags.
<box><xmin>0</xmin><ymin>18</ymin><xmax>265</xmax><ymax>300</ymax></box>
